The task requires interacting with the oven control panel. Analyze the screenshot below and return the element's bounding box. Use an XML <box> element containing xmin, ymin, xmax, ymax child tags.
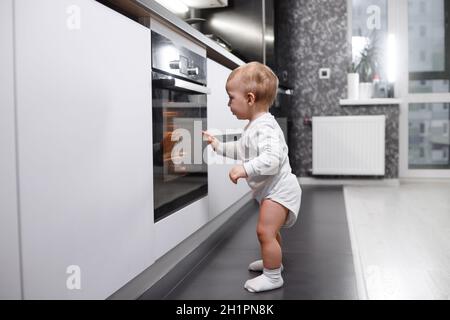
<box><xmin>152</xmin><ymin>31</ymin><xmax>207</xmax><ymax>85</ymax></box>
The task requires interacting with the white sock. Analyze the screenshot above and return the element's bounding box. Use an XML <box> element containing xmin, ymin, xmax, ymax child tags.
<box><xmin>248</xmin><ymin>260</ymin><xmax>284</xmax><ymax>272</ymax></box>
<box><xmin>244</xmin><ymin>267</ymin><xmax>284</xmax><ymax>293</ymax></box>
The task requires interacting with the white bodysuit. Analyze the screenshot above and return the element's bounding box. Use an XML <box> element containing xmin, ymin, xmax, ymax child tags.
<box><xmin>215</xmin><ymin>112</ymin><xmax>301</xmax><ymax>228</ymax></box>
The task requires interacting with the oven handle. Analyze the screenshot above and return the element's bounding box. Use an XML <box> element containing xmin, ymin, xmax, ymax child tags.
<box><xmin>153</xmin><ymin>78</ymin><xmax>211</xmax><ymax>95</ymax></box>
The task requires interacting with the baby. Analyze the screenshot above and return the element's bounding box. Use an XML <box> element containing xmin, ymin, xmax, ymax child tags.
<box><xmin>203</xmin><ymin>62</ymin><xmax>302</xmax><ymax>293</ymax></box>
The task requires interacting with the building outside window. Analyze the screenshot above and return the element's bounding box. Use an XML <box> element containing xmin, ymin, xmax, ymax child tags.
<box><xmin>407</xmin><ymin>0</ymin><xmax>450</xmax><ymax>169</ymax></box>
<box><xmin>408</xmin><ymin>0</ymin><xmax>449</xmax><ymax>93</ymax></box>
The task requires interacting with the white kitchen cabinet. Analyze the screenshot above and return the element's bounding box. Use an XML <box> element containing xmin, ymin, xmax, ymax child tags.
<box><xmin>207</xmin><ymin>59</ymin><xmax>250</xmax><ymax>220</ymax></box>
<box><xmin>0</xmin><ymin>0</ymin><xmax>22</xmax><ymax>299</ymax></box>
<box><xmin>15</xmin><ymin>0</ymin><xmax>154</xmax><ymax>299</ymax></box>
<box><xmin>154</xmin><ymin>197</ymin><xmax>209</xmax><ymax>260</ymax></box>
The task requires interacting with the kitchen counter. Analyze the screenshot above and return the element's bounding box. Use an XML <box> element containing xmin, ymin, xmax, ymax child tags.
<box><xmin>99</xmin><ymin>0</ymin><xmax>245</xmax><ymax>69</ymax></box>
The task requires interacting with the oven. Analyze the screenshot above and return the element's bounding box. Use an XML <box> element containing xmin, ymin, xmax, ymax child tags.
<box><xmin>151</xmin><ymin>30</ymin><xmax>209</xmax><ymax>222</ymax></box>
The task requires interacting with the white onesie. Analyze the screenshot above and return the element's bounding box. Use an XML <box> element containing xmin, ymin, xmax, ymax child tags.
<box><xmin>215</xmin><ymin>112</ymin><xmax>301</xmax><ymax>228</ymax></box>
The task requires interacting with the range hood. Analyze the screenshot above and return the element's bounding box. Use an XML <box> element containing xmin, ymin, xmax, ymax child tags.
<box><xmin>154</xmin><ymin>0</ymin><xmax>228</xmax><ymax>14</ymax></box>
<box><xmin>182</xmin><ymin>0</ymin><xmax>228</xmax><ymax>9</ymax></box>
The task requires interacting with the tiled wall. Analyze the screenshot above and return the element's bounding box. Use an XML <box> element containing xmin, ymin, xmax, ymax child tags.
<box><xmin>275</xmin><ymin>0</ymin><xmax>399</xmax><ymax>178</ymax></box>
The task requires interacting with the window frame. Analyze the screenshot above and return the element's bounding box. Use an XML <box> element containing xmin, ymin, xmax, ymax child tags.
<box><xmin>349</xmin><ymin>0</ymin><xmax>450</xmax><ymax>178</ymax></box>
<box><xmin>409</xmin><ymin>0</ymin><xmax>450</xmax><ymax>81</ymax></box>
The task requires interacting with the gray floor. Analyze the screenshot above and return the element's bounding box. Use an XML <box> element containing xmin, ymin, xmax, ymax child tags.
<box><xmin>140</xmin><ymin>185</ymin><xmax>359</xmax><ymax>300</ymax></box>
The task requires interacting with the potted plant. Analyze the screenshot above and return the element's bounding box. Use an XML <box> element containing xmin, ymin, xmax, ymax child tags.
<box><xmin>354</xmin><ymin>34</ymin><xmax>379</xmax><ymax>99</ymax></box>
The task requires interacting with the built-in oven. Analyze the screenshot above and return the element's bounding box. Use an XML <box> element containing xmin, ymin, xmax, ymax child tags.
<box><xmin>151</xmin><ymin>30</ymin><xmax>209</xmax><ymax>222</ymax></box>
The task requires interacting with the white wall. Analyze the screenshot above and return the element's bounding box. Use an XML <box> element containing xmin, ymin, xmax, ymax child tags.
<box><xmin>0</xmin><ymin>0</ymin><xmax>22</xmax><ymax>300</ymax></box>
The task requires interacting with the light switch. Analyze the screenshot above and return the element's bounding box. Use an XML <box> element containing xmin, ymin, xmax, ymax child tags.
<box><xmin>319</xmin><ymin>68</ymin><xmax>330</xmax><ymax>79</ymax></box>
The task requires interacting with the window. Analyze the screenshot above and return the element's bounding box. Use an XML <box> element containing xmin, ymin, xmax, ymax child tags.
<box><xmin>419</xmin><ymin>25</ymin><xmax>426</xmax><ymax>37</ymax></box>
<box><xmin>420</xmin><ymin>123</ymin><xmax>425</xmax><ymax>133</ymax></box>
<box><xmin>420</xmin><ymin>1</ymin><xmax>427</xmax><ymax>13</ymax></box>
<box><xmin>420</xmin><ymin>50</ymin><xmax>426</xmax><ymax>62</ymax></box>
<box><xmin>409</xmin><ymin>103</ymin><xmax>450</xmax><ymax>169</ymax></box>
<box><xmin>351</xmin><ymin>0</ymin><xmax>388</xmax><ymax>83</ymax></box>
<box><xmin>408</xmin><ymin>0</ymin><xmax>450</xmax><ymax>93</ymax></box>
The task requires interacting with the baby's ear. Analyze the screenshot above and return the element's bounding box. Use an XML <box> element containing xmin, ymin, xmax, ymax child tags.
<box><xmin>247</xmin><ymin>92</ymin><xmax>256</xmax><ymax>105</ymax></box>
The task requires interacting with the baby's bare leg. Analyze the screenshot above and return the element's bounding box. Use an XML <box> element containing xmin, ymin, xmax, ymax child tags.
<box><xmin>276</xmin><ymin>232</ymin><xmax>282</xmax><ymax>247</ymax></box>
<box><xmin>257</xmin><ymin>199</ymin><xmax>288</xmax><ymax>269</ymax></box>
<box><xmin>244</xmin><ymin>199</ymin><xmax>288</xmax><ymax>292</ymax></box>
<box><xmin>248</xmin><ymin>231</ymin><xmax>283</xmax><ymax>272</ymax></box>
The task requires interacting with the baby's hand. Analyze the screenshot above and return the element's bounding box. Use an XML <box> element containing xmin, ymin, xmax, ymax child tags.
<box><xmin>202</xmin><ymin>130</ymin><xmax>219</xmax><ymax>151</ymax></box>
<box><xmin>229</xmin><ymin>165</ymin><xmax>248</xmax><ymax>184</ymax></box>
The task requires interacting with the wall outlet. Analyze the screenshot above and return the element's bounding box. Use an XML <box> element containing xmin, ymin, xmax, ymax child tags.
<box><xmin>319</xmin><ymin>68</ymin><xmax>330</xmax><ymax>79</ymax></box>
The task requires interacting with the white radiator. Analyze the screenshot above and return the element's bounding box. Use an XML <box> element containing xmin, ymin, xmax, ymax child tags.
<box><xmin>312</xmin><ymin>115</ymin><xmax>385</xmax><ymax>175</ymax></box>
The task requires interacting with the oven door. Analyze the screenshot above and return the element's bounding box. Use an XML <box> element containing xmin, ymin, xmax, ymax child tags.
<box><xmin>152</xmin><ymin>71</ymin><xmax>208</xmax><ymax>222</ymax></box>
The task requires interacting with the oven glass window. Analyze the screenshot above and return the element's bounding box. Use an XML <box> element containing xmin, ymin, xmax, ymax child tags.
<box><xmin>152</xmin><ymin>78</ymin><xmax>208</xmax><ymax>222</ymax></box>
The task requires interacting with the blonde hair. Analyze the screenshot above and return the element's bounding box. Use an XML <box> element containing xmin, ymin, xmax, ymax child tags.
<box><xmin>227</xmin><ymin>62</ymin><xmax>279</xmax><ymax>107</ymax></box>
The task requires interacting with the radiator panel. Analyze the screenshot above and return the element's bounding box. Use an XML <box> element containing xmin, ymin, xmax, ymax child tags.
<box><xmin>312</xmin><ymin>115</ymin><xmax>385</xmax><ymax>175</ymax></box>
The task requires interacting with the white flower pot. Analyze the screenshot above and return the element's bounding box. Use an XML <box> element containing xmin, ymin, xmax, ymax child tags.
<box><xmin>347</xmin><ymin>73</ymin><xmax>359</xmax><ymax>100</ymax></box>
<box><xmin>359</xmin><ymin>82</ymin><xmax>373</xmax><ymax>100</ymax></box>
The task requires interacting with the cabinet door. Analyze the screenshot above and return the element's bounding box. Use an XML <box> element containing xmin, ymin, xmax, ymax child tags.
<box><xmin>15</xmin><ymin>0</ymin><xmax>154</xmax><ymax>299</ymax></box>
<box><xmin>0</xmin><ymin>0</ymin><xmax>22</xmax><ymax>299</ymax></box>
<box><xmin>207</xmin><ymin>59</ymin><xmax>250</xmax><ymax>220</ymax></box>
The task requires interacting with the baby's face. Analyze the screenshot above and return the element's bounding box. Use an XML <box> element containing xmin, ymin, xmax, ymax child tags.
<box><xmin>226</xmin><ymin>78</ymin><xmax>251</xmax><ymax>120</ymax></box>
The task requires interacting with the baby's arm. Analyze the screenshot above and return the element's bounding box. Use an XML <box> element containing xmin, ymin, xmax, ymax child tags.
<box><xmin>203</xmin><ymin>130</ymin><xmax>247</xmax><ymax>184</ymax></box>
<box><xmin>242</xmin><ymin>124</ymin><xmax>282</xmax><ymax>177</ymax></box>
<box><xmin>203</xmin><ymin>131</ymin><xmax>240</xmax><ymax>160</ymax></box>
